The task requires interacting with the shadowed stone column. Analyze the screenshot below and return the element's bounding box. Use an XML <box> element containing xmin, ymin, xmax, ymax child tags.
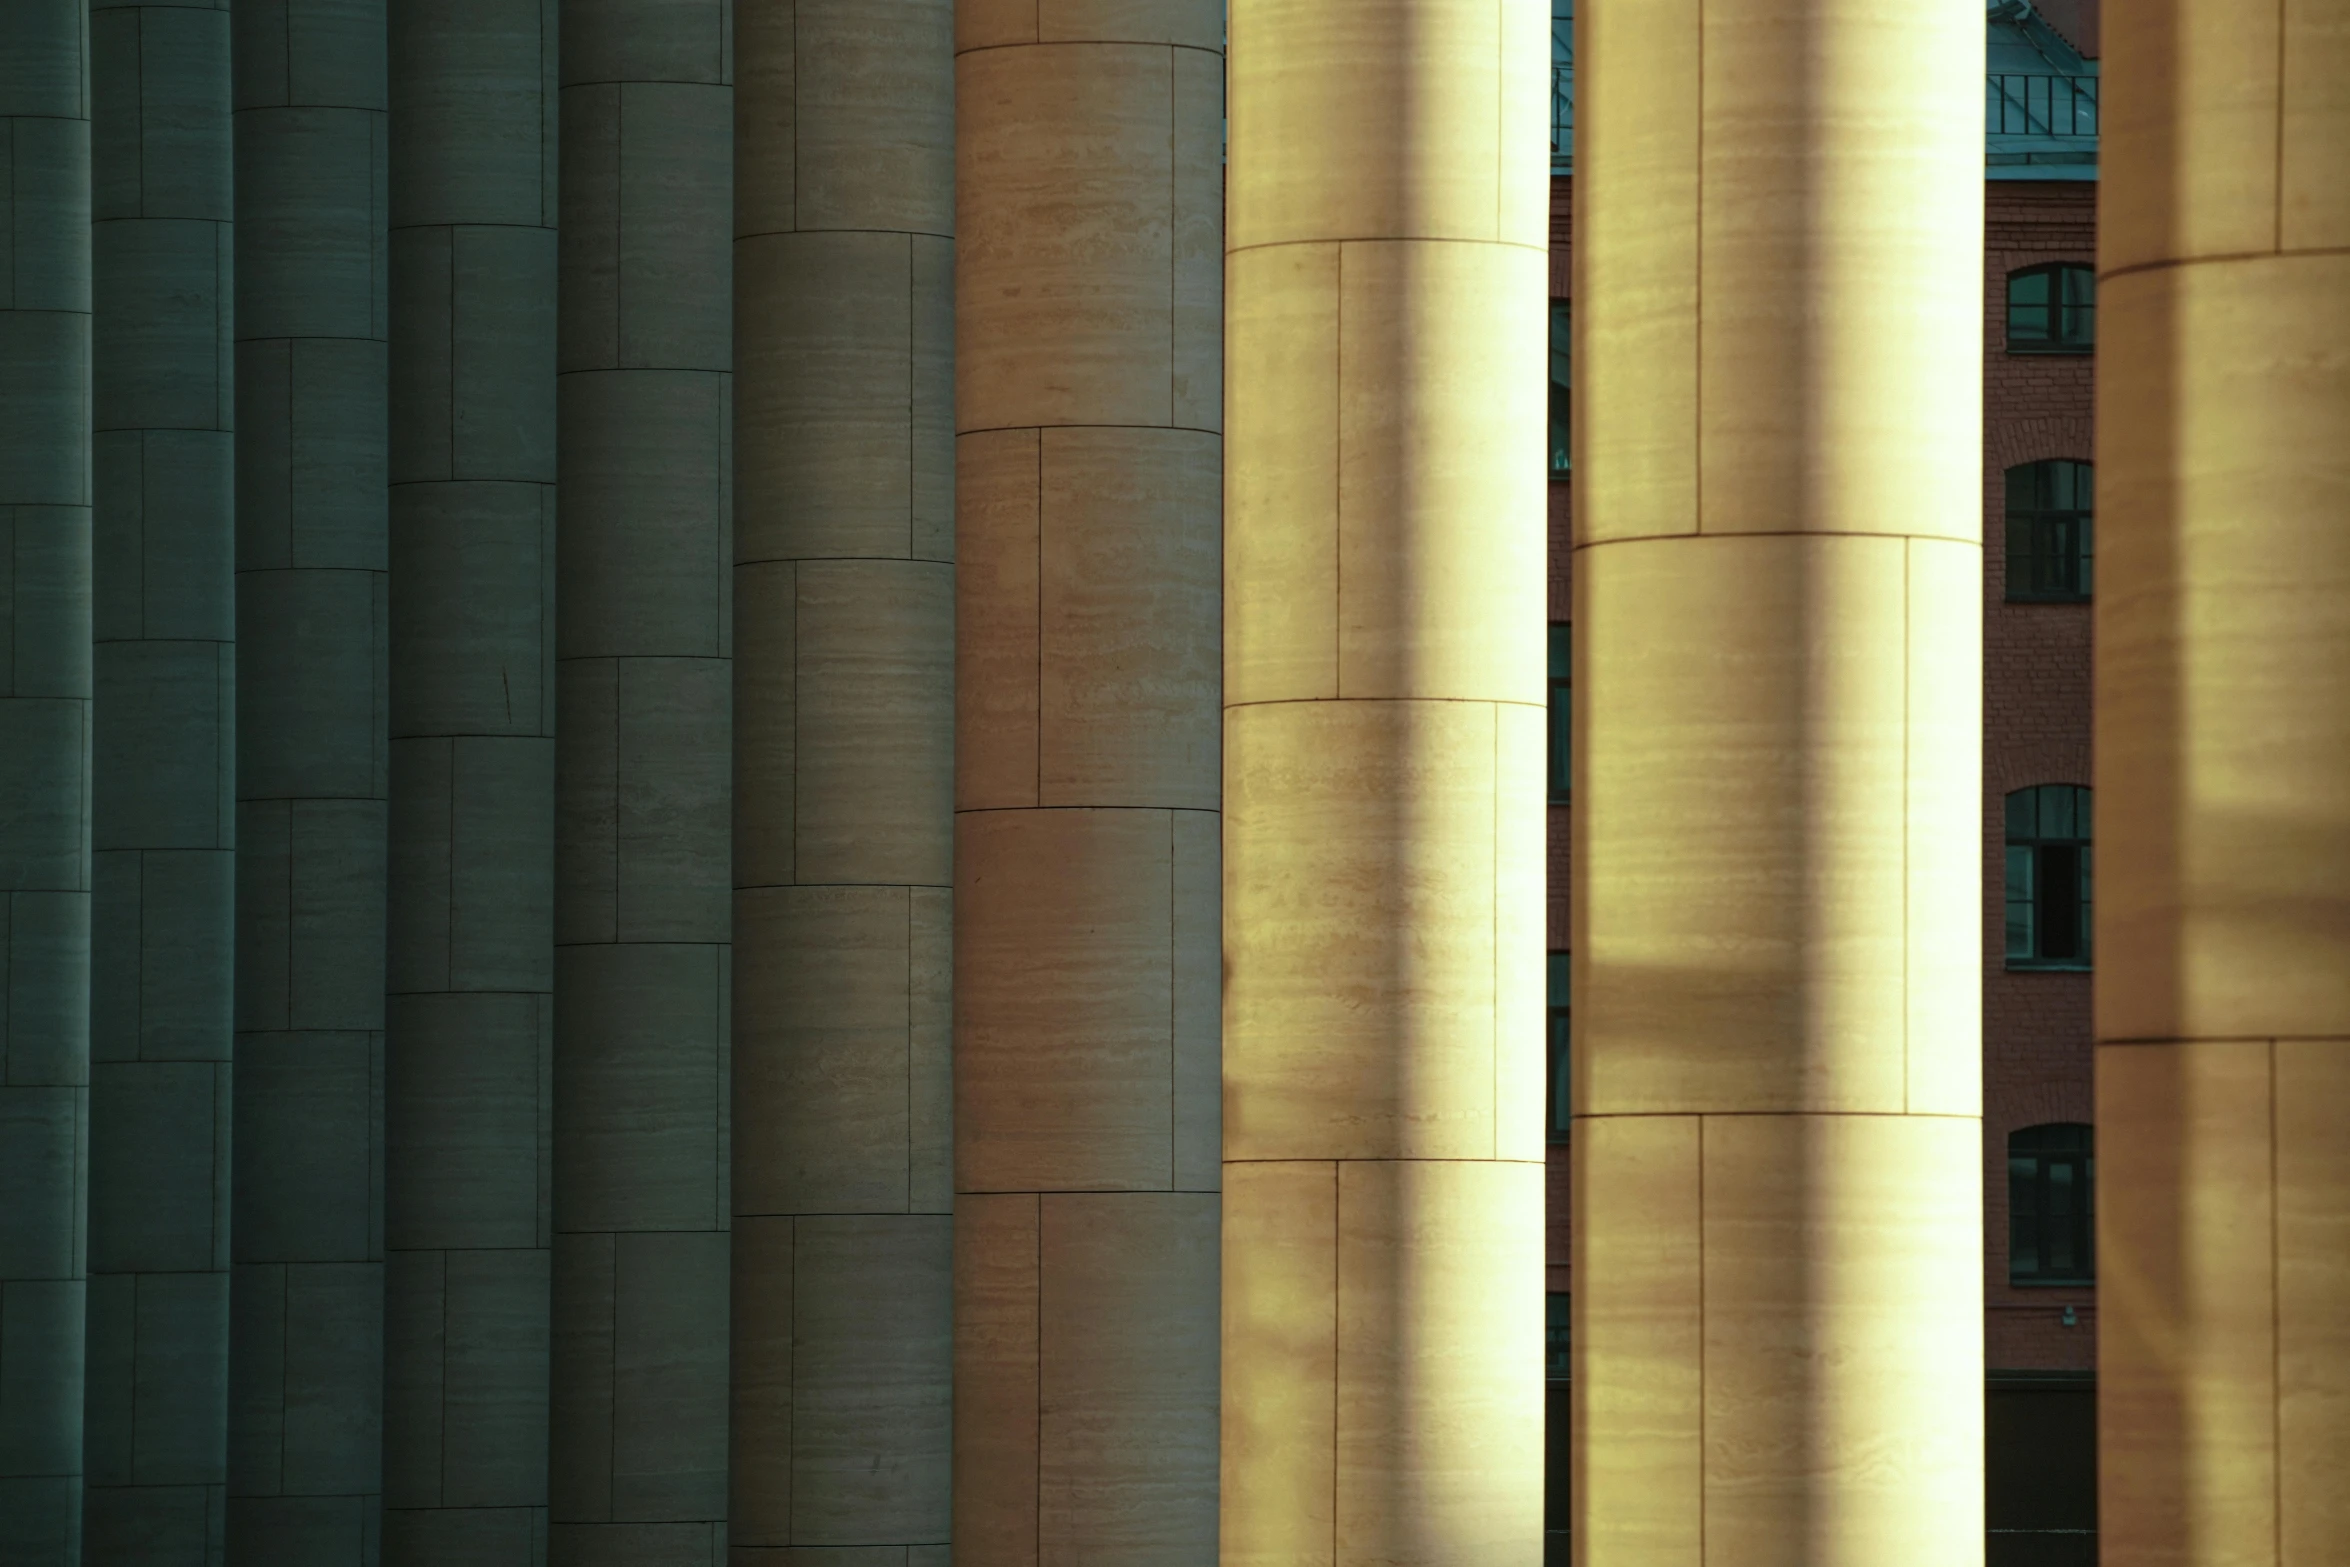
<box><xmin>86</xmin><ymin>0</ymin><xmax>234</xmax><ymax>1557</ymax></box>
<box><xmin>0</xmin><ymin>2</ymin><xmax>91</xmax><ymax>1559</ymax></box>
<box><xmin>1571</xmin><ymin>3</ymin><xmax>1984</xmax><ymax>1564</ymax></box>
<box><xmin>952</xmin><ymin>3</ymin><xmax>1222</xmax><ymax>1560</ymax></box>
<box><xmin>2097</xmin><ymin>3</ymin><xmax>2350</xmax><ymax>1562</ymax></box>
<box><xmin>551</xmin><ymin>2</ymin><xmax>732</xmax><ymax>1563</ymax></box>
<box><xmin>1221</xmin><ymin>2</ymin><xmax>1544</xmax><ymax>1562</ymax></box>
<box><xmin>730</xmin><ymin>3</ymin><xmax>955</xmax><ymax>1558</ymax></box>
<box><xmin>228</xmin><ymin>0</ymin><xmax>389</xmax><ymax>1557</ymax></box>
<box><xmin>383</xmin><ymin>0</ymin><xmax>557</xmax><ymax>1559</ymax></box>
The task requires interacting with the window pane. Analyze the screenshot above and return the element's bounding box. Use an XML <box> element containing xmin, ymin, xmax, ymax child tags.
<box><xmin>2059</xmin><ymin>265</ymin><xmax>2096</xmax><ymax>346</ymax></box>
<box><xmin>2009</xmin><ymin>1154</ymin><xmax>2041</xmax><ymax>1279</ymax></box>
<box><xmin>2039</xmin><ymin>784</ymin><xmax>2075</xmax><ymax>840</ymax></box>
<box><xmin>2008</xmin><ymin>268</ymin><xmax>2051</xmax><ymax>342</ymax></box>
<box><xmin>1546</xmin><ymin>1294</ymin><xmax>1572</xmax><ymax>1381</ymax></box>
<box><xmin>1549</xmin><ymin>300</ymin><xmax>1571</xmax><ymax>475</ymax></box>
<box><xmin>2006</xmin><ymin>789</ymin><xmax>2038</xmax><ymax>840</ymax></box>
<box><xmin>2041</xmin><ymin>844</ymin><xmax>2083</xmax><ymax>961</ymax></box>
<box><xmin>1548</xmin><ymin>625</ymin><xmax>1571</xmax><ymax>800</ymax></box>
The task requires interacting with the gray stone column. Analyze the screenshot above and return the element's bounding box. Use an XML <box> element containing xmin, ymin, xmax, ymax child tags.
<box><xmin>228</xmin><ymin>0</ymin><xmax>389</xmax><ymax>1558</ymax></box>
<box><xmin>86</xmin><ymin>0</ymin><xmax>234</xmax><ymax>1558</ymax></box>
<box><xmin>0</xmin><ymin>2</ymin><xmax>92</xmax><ymax>1560</ymax></box>
<box><xmin>731</xmin><ymin>2</ymin><xmax>955</xmax><ymax>1557</ymax></box>
<box><xmin>549</xmin><ymin>3</ymin><xmax>732</xmax><ymax>1564</ymax></box>
<box><xmin>382</xmin><ymin>0</ymin><xmax>558</xmax><ymax>1561</ymax></box>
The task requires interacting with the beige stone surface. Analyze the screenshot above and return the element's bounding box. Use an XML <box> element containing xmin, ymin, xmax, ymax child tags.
<box><xmin>1571</xmin><ymin>1118</ymin><xmax>1702</xmax><ymax>1565</ymax></box>
<box><xmin>1220</xmin><ymin>1162</ymin><xmax>1338</xmax><ymax>1567</ymax></box>
<box><xmin>955</xmin><ymin>5</ymin><xmax>1222</xmax><ymax>1559</ymax></box>
<box><xmin>2096</xmin><ymin>256</ymin><xmax>2350</xmax><ymax>1045</ymax></box>
<box><xmin>1571</xmin><ymin>3</ymin><xmax>1985</xmax><ymax>1560</ymax></box>
<box><xmin>2096</xmin><ymin>17</ymin><xmax>2349</xmax><ymax>1557</ymax></box>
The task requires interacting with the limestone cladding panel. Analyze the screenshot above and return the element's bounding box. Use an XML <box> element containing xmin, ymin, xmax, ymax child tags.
<box><xmin>2096</xmin><ymin>5</ymin><xmax>2349</xmax><ymax>1556</ymax></box>
<box><xmin>955</xmin><ymin>2</ymin><xmax>1222</xmax><ymax>1561</ymax></box>
<box><xmin>1571</xmin><ymin>2</ymin><xmax>1986</xmax><ymax>1563</ymax></box>
<box><xmin>86</xmin><ymin>2</ymin><xmax>237</xmax><ymax>1558</ymax></box>
<box><xmin>1222</xmin><ymin>0</ymin><xmax>1544</xmax><ymax>1560</ymax></box>
<box><xmin>227</xmin><ymin>0</ymin><xmax>391</xmax><ymax>1556</ymax></box>
<box><xmin>383</xmin><ymin>0</ymin><xmax>556</xmax><ymax>1557</ymax></box>
<box><xmin>734</xmin><ymin>1</ymin><xmax>954</xmax><ymax>1556</ymax></box>
<box><xmin>0</xmin><ymin>2</ymin><xmax>93</xmax><ymax>1558</ymax></box>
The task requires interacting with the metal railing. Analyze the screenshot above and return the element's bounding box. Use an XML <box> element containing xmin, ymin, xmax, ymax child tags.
<box><xmin>1989</xmin><ymin>72</ymin><xmax>2099</xmax><ymax>140</ymax></box>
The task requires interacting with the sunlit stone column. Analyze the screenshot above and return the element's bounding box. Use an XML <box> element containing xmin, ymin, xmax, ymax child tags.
<box><xmin>731</xmin><ymin>2</ymin><xmax>955</xmax><ymax>1558</ymax></box>
<box><xmin>86</xmin><ymin>0</ymin><xmax>234</xmax><ymax>1557</ymax></box>
<box><xmin>228</xmin><ymin>0</ymin><xmax>389</xmax><ymax>1556</ymax></box>
<box><xmin>0</xmin><ymin>2</ymin><xmax>91</xmax><ymax>1558</ymax></box>
<box><xmin>1570</xmin><ymin>4</ymin><xmax>1984</xmax><ymax>1564</ymax></box>
<box><xmin>2097</xmin><ymin>4</ymin><xmax>2350</xmax><ymax>1563</ymax></box>
<box><xmin>953</xmin><ymin>4</ymin><xmax>1222</xmax><ymax>1560</ymax></box>
<box><xmin>383</xmin><ymin>0</ymin><xmax>557</xmax><ymax>1559</ymax></box>
<box><xmin>1221</xmin><ymin>3</ymin><xmax>1544</xmax><ymax>1562</ymax></box>
<box><xmin>551</xmin><ymin>2</ymin><xmax>732</xmax><ymax>1563</ymax></box>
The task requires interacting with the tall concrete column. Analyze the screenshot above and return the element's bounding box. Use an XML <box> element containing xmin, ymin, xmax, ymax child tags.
<box><xmin>1221</xmin><ymin>3</ymin><xmax>1543</xmax><ymax>1561</ymax></box>
<box><xmin>2097</xmin><ymin>4</ymin><xmax>2350</xmax><ymax>1562</ymax></box>
<box><xmin>551</xmin><ymin>2</ymin><xmax>732</xmax><ymax>1563</ymax></box>
<box><xmin>86</xmin><ymin>0</ymin><xmax>234</xmax><ymax>1557</ymax></box>
<box><xmin>730</xmin><ymin>3</ymin><xmax>954</xmax><ymax>1557</ymax></box>
<box><xmin>1569</xmin><ymin>4</ymin><xmax>1984</xmax><ymax>1564</ymax></box>
<box><xmin>383</xmin><ymin>0</ymin><xmax>557</xmax><ymax>1559</ymax></box>
<box><xmin>0</xmin><ymin>2</ymin><xmax>91</xmax><ymax>1559</ymax></box>
<box><xmin>229</xmin><ymin>0</ymin><xmax>389</xmax><ymax>1557</ymax></box>
<box><xmin>952</xmin><ymin>4</ymin><xmax>1221</xmax><ymax>1559</ymax></box>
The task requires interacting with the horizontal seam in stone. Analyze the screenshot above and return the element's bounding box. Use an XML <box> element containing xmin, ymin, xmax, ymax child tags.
<box><xmin>2099</xmin><ymin>1034</ymin><xmax>2347</xmax><ymax>1047</ymax></box>
<box><xmin>1571</xmin><ymin>1109</ymin><xmax>1982</xmax><ymax>1121</ymax></box>
<box><xmin>950</xmin><ymin>805</ymin><xmax>1213</xmax><ymax>816</ymax></box>
<box><xmin>955</xmin><ymin>39</ymin><xmax>1222</xmax><ymax>56</ymax></box>
<box><xmin>735</xmin><ymin>225</ymin><xmax>952</xmax><ymax>242</ymax></box>
<box><xmin>2099</xmin><ymin>243</ymin><xmax>2350</xmax><ymax>282</ymax></box>
<box><xmin>954</xmin><ymin>423</ymin><xmax>1219</xmax><ymax>438</ymax></box>
<box><xmin>1574</xmin><ymin>529</ymin><xmax>1981</xmax><ymax>546</ymax></box>
<box><xmin>1225</xmin><ymin>696</ymin><xmax>1546</xmax><ymax>710</ymax></box>
<box><xmin>1226</xmin><ymin>236</ymin><xmax>1551</xmax><ymax>258</ymax></box>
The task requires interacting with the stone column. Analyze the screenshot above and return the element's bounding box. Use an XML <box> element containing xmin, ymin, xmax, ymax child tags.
<box><xmin>228</xmin><ymin>0</ymin><xmax>389</xmax><ymax>1556</ymax></box>
<box><xmin>1220</xmin><ymin>3</ymin><xmax>1544</xmax><ymax>1562</ymax></box>
<box><xmin>382</xmin><ymin>0</ymin><xmax>557</xmax><ymax>1559</ymax></box>
<box><xmin>86</xmin><ymin>0</ymin><xmax>234</xmax><ymax>1557</ymax></box>
<box><xmin>952</xmin><ymin>3</ymin><xmax>1222</xmax><ymax>1560</ymax></box>
<box><xmin>0</xmin><ymin>2</ymin><xmax>91</xmax><ymax>1558</ymax></box>
<box><xmin>550</xmin><ymin>2</ymin><xmax>732</xmax><ymax>1563</ymax></box>
<box><xmin>730</xmin><ymin>3</ymin><xmax>955</xmax><ymax>1556</ymax></box>
<box><xmin>1569</xmin><ymin>4</ymin><xmax>1984</xmax><ymax>1564</ymax></box>
<box><xmin>2097</xmin><ymin>3</ymin><xmax>2350</xmax><ymax>1562</ymax></box>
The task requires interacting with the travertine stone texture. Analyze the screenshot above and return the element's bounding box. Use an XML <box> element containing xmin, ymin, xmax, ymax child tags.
<box><xmin>87</xmin><ymin>1</ymin><xmax>235</xmax><ymax>1559</ymax></box>
<box><xmin>956</xmin><ymin>3</ymin><xmax>1222</xmax><ymax>1560</ymax></box>
<box><xmin>553</xmin><ymin>3</ymin><xmax>732</xmax><ymax>1564</ymax></box>
<box><xmin>1569</xmin><ymin>4</ymin><xmax>1985</xmax><ymax>1564</ymax></box>
<box><xmin>0</xmin><ymin>2</ymin><xmax>92</xmax><ymax>1559</ymax></box>
<box><xmin>229</xmin><ymin>0</ymin><xmax>389</xmax><ymax>1558</ymax></box>
<box><xmin>2097</xmin><ymin>4</ymin><xmax>2350</xmax><ymax>1561</ymax></box>
<box><xmin>734</xmin><ymin>2</ymin><xmax>954</xmax><ymax>1556</ymax></box>
<box><xmin>1222</xmin><ymin>4</ymin><xmax>1542</xmax><ymax>1563</ymax></box>
<box><xmin>383</xmin><ymin>1</ymin><xmax>558</xmax><ymax>1561</ymax></box>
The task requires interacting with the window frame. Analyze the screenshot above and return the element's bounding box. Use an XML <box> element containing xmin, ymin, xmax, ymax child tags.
<box><xmin>2008</xmin><ymin>1123</ymin><xmax>2096</xmax><ymax>1286</ymax></box>
<box><xmin>2005</xmin><ymin>458</ymin><xmax>2094</xmax><ymax>604</ymax></box>
<box><xmin>2006</xmin><ymin>784</ymin><xmax>2094</xmax><ymax>971</ymax></box>
<box><xmin>1546</xmin><ymin>952</ymin><xmax>1571</xmax><ymax>1143</ymax></box>
<box><xmin>1548</xmin><ymin>298</ymin><xmax>1571</xmax><ymax>478</ymax></box>
<box><xmin>2005</xmin><ymin>261</ymin><xmax>2096</xmax><ymax>355</ymax></box>
<box><xmin>1547</xmin><ymin>623</ymin><xmax>1571</xmax><ymax>803</ymax></box>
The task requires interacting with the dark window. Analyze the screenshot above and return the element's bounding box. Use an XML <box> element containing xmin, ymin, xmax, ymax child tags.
<box><xmin>1549</xmin><ymin>299</ymin><xmax>1571</xmax><ymax>476</ymax></box>
<box><xmin>1546</xmin><ymin>952</ymin><xmax>1571</xmax><ymax>1142</ymax></box>
<box><xmin>2006</xmin><ymin>784</ymin><xmax>2092</xmax><ymax>969</ymax></box>
<box><xmin>2010</xmin><ymin>1124</ymin><xmax>2095</xmax><ymax>1285</ymax></box>
<box><xmin>1548</xmin><ymin>623</ymin><xmax>1570</xmax><ymax>801</ymax></box>
<box><xmin>2007</xmin><ymin>262</ymin><xmax>2095</xmax><ymax>352</ymax></box>
<box><xmin>2006</xmin><ymin>459</ymin><xmax>2094</xmax><ymax>603</ymax></box>
<box><xmin>1545</xmin><ymin>1292</ymin><xmax>1571</xmax><ymax>1381</ymax></box>
<box><xmin>1987</xmin><ymin>1374</ymin><xmax>2098</xmax><ymax>1566</ymax></box>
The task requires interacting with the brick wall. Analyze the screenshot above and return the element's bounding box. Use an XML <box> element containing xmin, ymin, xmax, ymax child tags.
<box><xmin>1544</xmin><ymin>177</ymin><xmax>2103</xmax><ymax>1372</ymax></box>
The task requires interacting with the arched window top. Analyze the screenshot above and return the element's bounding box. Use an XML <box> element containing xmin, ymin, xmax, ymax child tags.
<box><xmin>2010</xmin><ymin>1121</ymin><xmax>2093</xmax><ymax>1154</ymax></box>
<box><xmin>2007</xmin><ymin>261</ymin><xmax>2095</xmax><ymax>353</ymax></box>
<box><xmin>2006</xmin><ymin>782</ymin><xmax>2091</xmax><ymax>843</ymax></box>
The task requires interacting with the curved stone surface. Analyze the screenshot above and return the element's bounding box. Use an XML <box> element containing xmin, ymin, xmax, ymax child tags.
<box><xmin>551</xmin><ymin>3</ymin><xmax>733</xmax><ymax>1563</ymax></box>
<box><xmin>228</xmin><ymin>0</ymin><xmax>390</xmax><ymax>1557</ymax></box>
<box><xmin>732</xmin><ymin>0</ymin><xmax>955</xmax><ymax>1557</ymax></box>
<box><xmin>382</xmin><ymin>0</ymin><xmax>558</xmax><ymax>1559</ymax></box>
<box><xmin>87</xmin><ymin>0</ymin><xmax>236</xmax><ymax>1557</ymax></box>
<box><xmin>955</xmin><ymin>4</ymin><xmax>1223</xmax><ymax>1560</ymax></box>
<box><xmin>0</xmin><ymin>1</ymin><xmax>92</xmax><ymax>1557</ymax></box>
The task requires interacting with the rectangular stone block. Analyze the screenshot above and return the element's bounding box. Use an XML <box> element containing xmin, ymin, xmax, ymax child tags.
<box><xmin>229</xmin><ymin>1031</ymin><xmax>380</xmax><ymax>1264</ymax></box>
<box><xmin>554</xmin><ymin>943</ymin><xmax>722</xmax><ymax>1234</ymax></box>
<box><xmin>727</xmin><ymin>1215</ymin><xmax>793</xmax><ymax>1547</ymax></box>
<box><xmin>2</xmin><ymin>503</ymin><xmax>95</xmax><ymax>696</ymax></box>
<box><xmin>233</xmin><ymin>336</ymin><xmax>389</xmax><ymax>574</ymax></box>
<box><xmin>93</xmin><ymin>219</ymin><xmax>230</xmax><ymax>433</ymax></box>
<box><xmin>951</xmin><ymin>430</ymin><xmax>1040</xmax><ymax>812</ymax></box>
<box><xmin>94</xmin><ymin>642</ymin><xmax>232</xmax><ymax>851</ymax></box>
<box><xmin>4</xmin><ymin>888</ymin><xmax>92</xmax><ymax>1085</ymax></box>
<box><xmin>611</xmin><ymin>1229</ymin><xmax>728</xmax><ymax>1523</ymax></box>
<box><xmin>233</xmin><ymin>105</ymin><xmax>382</xmax><ymax>342</ymax></box>
<box><xmin>0</xmin><ymin>1085</ymin><xmax>87</xmax><ymax>1278</ymax></box>
<box><xmin>386</xmin><ymin>992</ymin><xmax>548</xmax><ymax>1249</ymax></box>
<box><xmin>614</xmin><ymin>657</ymin><xmax>729</xmax><ymax>944</ymax></box>
<box><xmin>94</xmin><ymin>426</ymin><xmax>234</xmax><ymax>642</ymax></box>
<box><xmin>950</xmin><ymin>1194</ymin><xmax>1037</xmax><ymax>1564</ymax></box>
<box><xmin>387</xmin><ymin>484</ymin><xmax>553</xmax><ymax>738</ymax></box>
<box><xmin>237</xmin><ymin>568</ymin><xmax>385</xmax><ymax>802</ymax></box>
<box><xmin>560</xmin><ymin>0</ymin><xmax>728</xmax><ymax>88</ymax></box>
<box><xmin>556</xmin><ymin>371</ymin><xmax>729</xmax><ymax>658</ymax></box>
<box><xmin>1221</xmin><ymin>1161</ymin><xmax>1336</xmax><ymax>1567</ymax></box>
<box><xmin>88</xmin><ymin>1059</ymin><xmax>227</xmax><ymax>1273</ymax></box>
